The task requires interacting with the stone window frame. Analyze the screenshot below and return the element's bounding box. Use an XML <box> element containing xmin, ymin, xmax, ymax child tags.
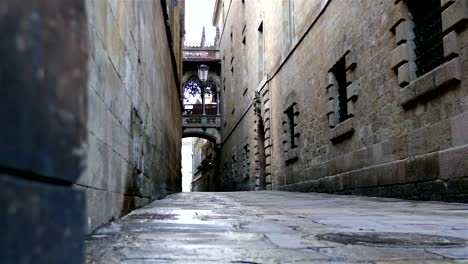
<box><xmin>325</xmin><ymin>38</ymin><xmax>359</xmax><ymax>143</ymax></box>
<box><xmin>281</xmin><ymin>0</ymin><xmax>295</xmax><ymax>57</ymax></box>
<box><xmin>257</xmin><ymin>21</ymin><xmax>265</xmax><ymax>82</ymax></box>
<box><xmin>242</xmin><ymin>143</ymin><xmax>251</xmax><ymax>180</ymax></box>
<box><xmin>231</xmin><ymin>154</ymin><xmax>238</xmax><ymax>178</ymax></box>
<box><xmin>281</xmin><ymin>92</ymin><xmax>300</xmax><ymax>164</ymax></box>
<box><xmin>390</xmin><ymin>0</ymin><xmax>466</xmax><ymax>108</ymax></box>
<box><xmin>253</xmin><ymin>77</ymin><xmax>273</xmax><ymax>190</ymax></box>
<box><xmin>222</xmin><ymin>162</ymin><xmax>230</xmax><ymax>181</ymax></box>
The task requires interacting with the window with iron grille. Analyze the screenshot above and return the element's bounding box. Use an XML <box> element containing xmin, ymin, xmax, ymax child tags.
<box><xmin>331</xmin><ymin>58</ymin><xmax>349</xmax><ymax>123</ymax></box>
<box><xmin>242</xmin><ymin>144</ymin><xmax>250</xmax><ymax>180</ymax></box>
<box><xmin>407</xmin><ymin>0</ymin><xmax>444</xmax><ymax>77</ymax></box>
<box><xmin>284</xmin><ymin>105</ymin><xmax>298</xmax><ymax>149</ymax></box>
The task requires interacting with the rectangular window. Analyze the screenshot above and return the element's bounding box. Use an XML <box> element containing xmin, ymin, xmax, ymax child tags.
<box><xmin>332</xmin><ymin>58</ymin><xmax>349</xmax><ymax>123</ymax></box>
<box><xmin>407</xmin><ymin>0</ymin><xmax>444</xmax><ymax>77</ymax></box>
<box><xmin>284</xmin><ymin>105</ymin><xmax>298</xmax><ymax>149</ymax></box>
<box><xmin>242</xmin><ymin>144</ymin><xmax>250</xmax><ymax>180</ymax></box>
<box><xmin>231</xmin><ymin>155</ymin><xmax>237</xmax><ymax>177</ymax></box>
<box><xmin>242</xmin><ymin>0</ymin><xmax>246</xmax><ymax>28</ymax></box>
<box><xmin>230</xmin><ymin>29</ymin><xmax>234</xmax><ymax>55</ymax></box>
<box><xmin>282</xmin><ymin>0</ymin><xmax>294</xmax><ymax>52</ymax></box>
<box><xmin>257</xmin><ymin>22</ymin><xmax>265</xmax><ymax>81</ymax></box>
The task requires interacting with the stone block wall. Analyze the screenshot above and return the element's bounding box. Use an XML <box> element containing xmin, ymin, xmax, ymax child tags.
<box><xmin>215</xmin><ymin>0</ymin><xmax>468</xmax><ymax>202</ymax></box>
<box><xmin>80</xmin><ymin>0</ymin><xmax>184</xmax><ymax>233</ymax></box>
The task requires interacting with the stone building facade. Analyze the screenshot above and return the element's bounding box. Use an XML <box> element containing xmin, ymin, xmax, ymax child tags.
<box><xmin>191</xmin><ymin>138</ymin><xmax>218</xmax><ymax>191</ymax></box>
<box><xmin>214</xmin><ymin>0</ymin><xmax>468</xmax><ymax>201</ymax></box>
<box><xmin>1</xmin><ymin>0</ymin><xmax>184</xmax><ymax>262</ymax></box>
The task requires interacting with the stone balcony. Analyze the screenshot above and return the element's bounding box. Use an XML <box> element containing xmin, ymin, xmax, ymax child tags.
<box><xmin>182</xmin><ymin>103</ymin><xmax>221</xmax><ymax>144</ymax></box>
<box><xmin>182</xmin><ymin>115</ymin><xmax>221</xmax><ymax>128</ymax></box>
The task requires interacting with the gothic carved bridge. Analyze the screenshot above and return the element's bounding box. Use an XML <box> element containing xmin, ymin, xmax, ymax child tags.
<box><xmin>182</xmin><ymin>107</ymin><xmax>221</xmax><ymax>145</ymax></box>
<box><xmin>182</xmin><ymin>42</ymin><xmax>222</xmax><ymax>145</ymax></box>
<box><xmin>182</xmin><ymin>75</ymin><xmax>221</xmax><ymax>145</ymax></box>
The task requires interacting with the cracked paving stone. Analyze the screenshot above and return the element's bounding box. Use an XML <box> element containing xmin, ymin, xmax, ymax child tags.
<box><xmin>86</xmin><ymin>192</ymin><xmax>468</xmax><ymax>263</ymax></box>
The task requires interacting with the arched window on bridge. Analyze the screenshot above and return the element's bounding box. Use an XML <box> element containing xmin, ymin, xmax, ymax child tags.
<box><xmin>183</xmin><ymin>75</ymin><xmax>219</xmax><ymax>116</ymax></box>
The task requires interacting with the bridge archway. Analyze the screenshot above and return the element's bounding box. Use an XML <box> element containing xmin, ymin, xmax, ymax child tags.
<box><xmin>182</xmin><ymin>128</ymin><xmax>221</xmax><ymax>145</ymax></box>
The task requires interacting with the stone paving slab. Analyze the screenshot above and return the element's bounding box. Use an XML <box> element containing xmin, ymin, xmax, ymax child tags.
<box><xmin>85</xmin><ymin>192</ymin><xmax>468</xmax><ymax>263</ymax></box>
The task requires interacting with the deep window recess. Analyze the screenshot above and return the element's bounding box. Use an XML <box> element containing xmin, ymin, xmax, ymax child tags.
<box><xmin>285</xmin><ymin>105</ymin><xmax>298</xmax><ymax>149</ymax></box>
<box><xmin>257</xmin><ymin>22</ymin><xmax>265</xmax><ymax>80</ymax></box>
<box><xmin>407</xmin><ymin>0</ymin><xmax>444</xmax><ymax>77</ymax></box>
<box><xmin>332</xmin><ymin>58</ymin><xmax>348</xmax><ymax>123</ymax></box>
<box><xmin>242</xmin><ymin>144</ymin><xmax>250</xmax><ymax>180</ymax></box>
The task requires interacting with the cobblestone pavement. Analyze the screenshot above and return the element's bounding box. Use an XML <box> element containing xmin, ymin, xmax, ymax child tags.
<box><xmin>86</xmin><ymin>192</ymin><xmax>468</xmax><ymax>263</ymax></box>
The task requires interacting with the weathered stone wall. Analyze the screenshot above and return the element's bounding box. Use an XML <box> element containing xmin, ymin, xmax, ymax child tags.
<box><xmin>216</xmin><ymin>0</ymin><xmax>468</xmax><ymax>202</ymax></box>
<box><xmin>77</xmin><ymin>0</ymin><xmax>184</xmax><ymax>233</ymax></box>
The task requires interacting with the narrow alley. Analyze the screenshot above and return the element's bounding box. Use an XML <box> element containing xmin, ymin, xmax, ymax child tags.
<box><xmin>2</xmin><ymin>0</ymin><xmax>468</xmax><ymax>263</ymax></box>
<box><xmin>86</xmin><ymin>192</ymin><xmax>468</xmax><ymax>263</ymax></box>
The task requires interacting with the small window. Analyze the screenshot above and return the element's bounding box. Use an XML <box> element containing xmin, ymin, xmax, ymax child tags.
<box><xmin>331</xmin><ymin>58</ymin><xmax>348</xmax><ymax>123</ymax></box>
<box><xmin>242</xmin><ymin>144</ymin><xmax>250</xmax><ymax>180</ymax></box>
<box><xmin>231</xmin><ymin>155</ymin><xmax>237</xmax><ymax>176</ymax></box>
<box><xmin>407</xmin><ymin>0</ymin><xmax>444</xmax><ymax>77</ymax></box>
<box><xmin>257</xmin><ymin>22</ymin><xmax>265</xmax><ymax>81</ymax></box>
<box><xmin>284</xmin><ymin>105</ymin><xmax>298</xmax><ymax>149</ymax></box>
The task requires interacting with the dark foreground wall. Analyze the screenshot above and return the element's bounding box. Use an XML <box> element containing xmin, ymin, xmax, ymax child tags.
<box><xmin>0</xmin><ymin>0</ymin><xmax>184</xmax><ymax>262</ymax></box>
<box><xmin>0</xmin><ymin>0</ymin><xmax>88</xmax><ymax>263</ymax></box>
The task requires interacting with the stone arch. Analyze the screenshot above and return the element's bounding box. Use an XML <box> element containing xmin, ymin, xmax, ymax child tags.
<box><xmin>182</xmin><ymin>128</ymin><xmax>221</xmax><ymax>145</ymax></box>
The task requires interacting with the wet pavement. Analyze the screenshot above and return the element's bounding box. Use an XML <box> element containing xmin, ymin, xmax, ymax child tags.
<box><xmin>85</xmin><ymin>192</ymin><xmax>468</xmax><ymax>263</ymax></box>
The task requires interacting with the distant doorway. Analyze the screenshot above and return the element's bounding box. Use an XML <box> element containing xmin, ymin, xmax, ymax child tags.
<box><xmin>181</xmin><ymin>137</ymin><xmax>195</xmax><ymax>192</ymax></box>
<box><xmin>181</xmin><ymin>136</ymin><xmax>219</xmax><ymax>192</ymax></box>
<box><xmin>256</xmin><ymin>115</ymin><xmax>267</xmax><ymax>191</ymax></box>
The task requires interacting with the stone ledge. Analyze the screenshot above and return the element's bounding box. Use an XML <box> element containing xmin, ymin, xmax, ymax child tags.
<box><xmin>346</xmin><ymin>80</ymin><xmax>360</xmax><ymax>101</ymax></box>
<box><xmin>326</xmin><ymin>100</ymin><xmax>335</xmax><ymax>115</ymax></box>
<box><xmin>395</xmin><ymin>20</ymin><xmax>414</xmax><ymax>45</ymax></box>
<box><xmin>441</xmin><ymin>0</ymin><xmax>457</xmax><ymax>10</ymax></box>
<box><xmin>391</xmin><ymin>43</ymin><xmax>410</xmax><ymax>70</ymax></box>
<box><xmin>399</xmin><ymin>57</ymin><xmax>462</xmax><ymax>107</ymax></box>
<box><xmin>443</xmin><ymin>31</ymin><xmax>459</xmax><ymax>59</ymax></box>
<box><xmin>285</xmin><ymin>148</ymin><xmax>299</xmax><ymax>165</ymax></box>
<box><xmin>439</xmin><ymin>144</ymin><xmax>468</xmax><ymax>180</ymax></box>
<box><xmin>451</xmin><ymin>111</ymin><xmax>468</xmax><ymax>147</ymax></box>
<box><xmin>278</xmin><ymin>144</ymin><xmax>468</xmax><ymax>200</ymax></box>
<box><xmin>390</xmin><ymin>0</ymin><xmax>409</xmax><ymax>32</ymax></box>
<box><xmin>330</xmin><ymin>118</ymin><xmax>354</xmax><ymax>143</ymax></box>
<box><xmin>442</xmin><ymin>0</ymin><xmax>468</xmax><ymax>33</ymax></box>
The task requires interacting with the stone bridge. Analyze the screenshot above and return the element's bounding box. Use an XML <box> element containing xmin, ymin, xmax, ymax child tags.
<box><xmin>182</xmin><ymin>35</ymin><xmax>222</xmax><ymax>145</ymax></box>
